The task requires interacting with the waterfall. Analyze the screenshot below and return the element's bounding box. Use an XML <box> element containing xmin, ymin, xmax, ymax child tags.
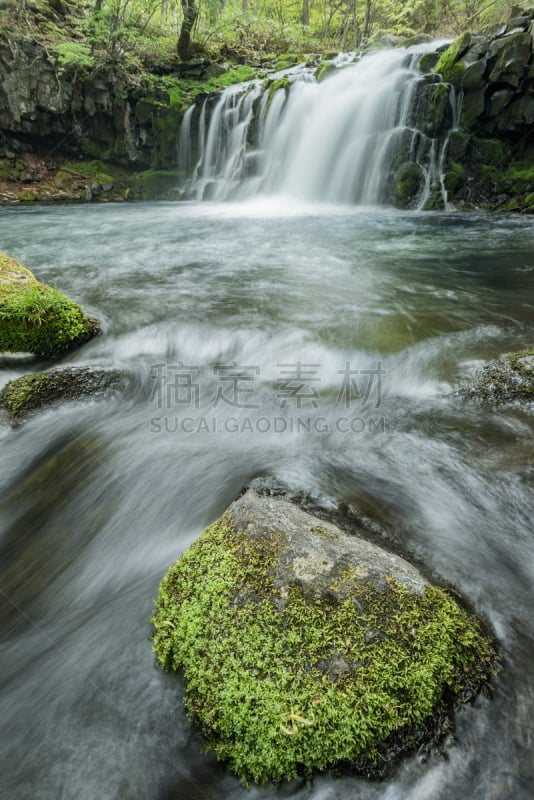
<box><xmin>179</xmin><ymin>47</ymin><xmax>454</xmax><ymax>207</ymax></box>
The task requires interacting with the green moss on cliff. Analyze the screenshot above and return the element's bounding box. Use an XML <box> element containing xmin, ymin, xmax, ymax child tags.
<box><xmin>0</xmin><ymin>253</ymin><xmax>98</xmax><ymax>357</ymax></box>
<box><xmin>435</xmin><ymin>33</ymin><xmax>470</xmax><ymax>87</ymax></box>
<box><xmin>152</xmin><ymin>513</ymin><xmax>497</xmax><ymax>785</ymax></box>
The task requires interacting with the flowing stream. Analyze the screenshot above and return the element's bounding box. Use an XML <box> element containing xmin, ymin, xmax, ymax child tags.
<box><xmin>0</xmin><ymin>201</ymin><xmax>533</xmax><ymax>799</ymax></box>
<box><xmin>1</xmin><ymin>47</ymin><xmax>534</xmax><ymax>800</ymax></box>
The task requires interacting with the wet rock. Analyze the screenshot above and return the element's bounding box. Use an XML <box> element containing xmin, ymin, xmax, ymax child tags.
<box><xmin>0</xmin><ymin>366</ymin><xmax>131</xmax><ymax>426</ymax></box>
<box><xmin>394</xmin><ymin>162</ymin><xmax>424</xmax><ymax>208</ymax></box>
<box><xmin>457</xmin><ymin>349</ymin><xmax>534</xmax><ymax>405</ymax></box>
<box><xmin>0</xmin><ymin>252</ymin><xmax>99</xmax><ymax>359</ymax></box>
<box><xmin>152</xmin><ymin>489</ymin><xmax>498</xmax><ymax>785</ymax></box>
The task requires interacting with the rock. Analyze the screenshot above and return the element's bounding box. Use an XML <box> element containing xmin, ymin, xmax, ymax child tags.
<box><xmin>0</xmin><ymin>366</ymin><xmax>130</xmax><ymax>425</ymax></box>
<box><xmin>152</xmin><ymin>489</ymin><xmax>497</xmax><ymax>785</ymax></box>
<box><xmin>458</xmin><ymin>348</ymin><xmax>534</xmax><ymax>404</ymax></box>
<box><xmin>488</xmin><ymin>33</ymin><xmax>530</xmax><ymax>88</ymax></box>
<box><xmin>0</xmin><ymin>252</ymin><xmax>99</xmax><ymax>359</ymax></box>
<box><xmin>461</xmin><ymin>58</ymin><xmax>487</xmax><ymax>91</ymax></box>
<box><xmin>316</xmin><ymin>61</ymin><xmax>337</xmax><ymax>82</ymax></box>
<box><xmin>394</xmin><ymin>162</ymin><xmax>424</xmax><ymax>208</ymax></box>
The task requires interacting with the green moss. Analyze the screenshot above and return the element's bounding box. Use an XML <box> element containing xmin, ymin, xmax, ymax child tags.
<box><xmin>264</xmin><ymin>77</ymin><xmax>290</xmax><ymax>113</ymax></box>
<box><xmin>444</xmin><ymin>161</ymin><xmax>465</xmax><ymax>192</ymax></box>
<box><xmin>0</xmin><ymin>253</ymin><xmax>98</xmax><ymax>358</ymax></box>
<box><xmin>204</xmin><ymin>65</ymin><xmax>256</xmax><ymax>93</ymax></box>
<box><xmin>316</xmin><ymin>62</ymin><xmax>337</xmax><ymax>82</ymax></box>
<box><xmin>0</xmin><ymin>366</ymin><xmax>129</xmax><ymax>425</ymax></box>
<box><xmin>427</xmin><ymin>82</ymin><xmax>451</xmax><ymax>137</ymax></box>
<box><xmin>434</xmin><ymin>33</ymin><xmax>470</xmax><ymax>87</ymax></box>
<box><xmin>18</xmin><ymin>190</ymin><xmax>37</xmax><ymax>202</ymax></box>
<box><xmin>152</xmin><ymin>513</ymin><xmax>497</xmax><ymax>785</ymax></box>
<box><xmin>394</xmin><ymin>162</ymin><xmax>424</xmax><ymax>208</ymax></box>
<box><xmin>129</xmin><ymin>169</ymin><xmax>183</xmax><ymax>200</ymax></box>
<box><xmin>62</xmin><ymin>160</ymin><xmax>109</xmax><ymax>178</ymax></box>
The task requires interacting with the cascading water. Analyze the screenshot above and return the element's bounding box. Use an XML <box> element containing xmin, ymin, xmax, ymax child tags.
<box><xmin>179</xmin><ymin>47</ymin><xmax>456</xmax><ymax>207</ymax></box>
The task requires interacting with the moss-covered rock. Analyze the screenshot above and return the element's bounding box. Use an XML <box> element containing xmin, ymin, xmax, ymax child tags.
<box><xmin>0</xmin><ymin>253</ymin><xmax>99</xmax><ymax>359</ymax></box>
<box><xmin>394</xmin><ymin>162</ymin><xmax>424</xmax><ymax>208</ymax></box>
<box><xmin>316</xmin><ymin>61</ymin><xmax>337</xmax><ymax>82</ymax></box>
<box><xmin>426</xmin><ymin>81</ymin><xmax>452</xmax><ymax>137</ymax></box>
<box><xmin>458</xmin><ymin>349</ymin><xmax>534</xmax><ymax>404</ymax></box>
<box><xmin>129</xmin><ymin>169</ymin><xmax>183</xmax><ymax>200</ymax></box>
<box><xmin>434</xmin><ymin>32</ymin><xmax>470</xmax><ymax>87</ymax></box>
<box><xmin>152</xmin><ymin>489</ymin><xmax>497</xmax><ymax>785</ymax></box>
<box><xmin>0</xmin><ymin>366</ymin><xmax>130</xmax><ymax>425</ymax></box>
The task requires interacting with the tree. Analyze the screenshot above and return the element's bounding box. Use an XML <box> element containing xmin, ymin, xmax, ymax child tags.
<box><xmin>177</xmin><ymin>0</ymin><xmax>198</xmax><ymax>60</ymax></box>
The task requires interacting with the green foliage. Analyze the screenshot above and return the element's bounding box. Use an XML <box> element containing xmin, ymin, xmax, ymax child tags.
<box><xmin>52</xmin><ymin>40</ymin><xmax>95</xmax><ymax>74</ymax></box>
<box><xmin>204</xmin><ymin>65</ymin><xmax>256</xmax><ymax>90</ymax></box>
<box><xmin>62</xmin><ymin>159</ymin><xmax>111</xmax><ymax>177</ymax></box>
<box><xmin>152</xmin><ymin>513</ymin><xmax>497</xmax><ymax>785</ymax></box>
<box><xmin>0</xmin><ymin>253</ymin><xmax>97</xmax><ymax>357</ymax></box>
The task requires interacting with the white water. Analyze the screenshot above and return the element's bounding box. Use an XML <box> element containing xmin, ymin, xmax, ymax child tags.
<box><xmin>181</xmin><ymin>48</ymin><xmax>454</xmax><ymax>206</ymax></box>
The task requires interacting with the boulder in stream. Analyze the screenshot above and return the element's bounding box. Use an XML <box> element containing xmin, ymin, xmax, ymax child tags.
<box><xmin>0</xmin><ymin>365</ymin><xmax>130</xmax><ymax>426</ymax></box>
<box><xmin>0</xmin><ymin>252</ymin><xmax>99</xmax><ymax>359</ymax></box>
<box><xmin>152</xmin><ymin>489</ymin><xmax>497</xmax><ymax>784</ymax></box>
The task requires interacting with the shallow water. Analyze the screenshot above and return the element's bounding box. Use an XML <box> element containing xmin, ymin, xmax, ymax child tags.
<box><xmin>0</xmin><ymin>201</ymin><xmax>533</xmax><ymax>799</ymax></box>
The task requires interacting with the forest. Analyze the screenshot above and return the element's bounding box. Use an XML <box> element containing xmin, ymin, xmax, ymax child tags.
<box><xmin>10</xmin><ymin>0</ymin><xmax>526</xmax><ymax>64</ymax></box>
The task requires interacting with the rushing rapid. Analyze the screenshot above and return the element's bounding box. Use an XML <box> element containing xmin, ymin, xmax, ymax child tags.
<box><xmin>0</xmin><ymin>202</ymin><xmax>533</xmax><ymax>799</ymax></box>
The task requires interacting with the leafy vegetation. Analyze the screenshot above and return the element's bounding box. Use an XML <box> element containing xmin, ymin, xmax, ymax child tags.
<box><xmin>152</xmin><ymin>511</ymin><xmax>497</xmax><ymax>784</ymax></box>
<box><xmin>6</xmin><ymin>0</ymin><xmax>529</xmax><ymax>72</ymax></box>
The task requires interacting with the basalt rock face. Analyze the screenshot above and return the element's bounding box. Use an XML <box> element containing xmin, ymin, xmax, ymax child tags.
<box><xmin>425</xmin><ymin>6</ymin><xmax>534</xmax><ymax>212</ymax></box>
<box><xmin>0</xmin><ymin>31</ymin><xmax>181</xmax><ymax>171</ymax></box>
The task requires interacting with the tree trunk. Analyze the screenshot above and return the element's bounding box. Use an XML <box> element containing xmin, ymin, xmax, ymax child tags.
<box><xmin>178</xmin><ymin>0</ymin><xmax>198</xmax><ymax>61</ymax></box>
<box><xmin>362</xmin><ymin>0</ymin><xmax>372</xmax><ymax>43</ymax></box>
<box><xmin>94</xmin><ymin>0</ymin><xmax>103</xmax><ymax>10</ymax></box>
<box><xmin>302</xmin><ymin>0</ymin><xmax>309</xmax><ymax>27</ymax></box>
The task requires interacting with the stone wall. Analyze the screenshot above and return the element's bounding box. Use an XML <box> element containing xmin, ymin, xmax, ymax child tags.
<box><xmin>0</xmin><ymin>31</ymin><xmax>182</xmax><ymax>170</ymax></box>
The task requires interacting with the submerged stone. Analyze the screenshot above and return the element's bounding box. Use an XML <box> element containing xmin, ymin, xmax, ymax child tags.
<box><xmin>0</xmin><ymin>366</ymin><xmax>130</xmax><ymax>425</ymax></box>
<box><xmin>152</xmin><ymin>489</ymin><xmax>497</xmax><ymax>785</ymax></box>
<box><xmin>458</xmin><ymin>348</ymin><xmax>534</xmax><ymax>404</ymax></box>
<box><xmin>0</xmin><ymin>253</ymin><xmax>99</xmax><ymax>359</ymax></box>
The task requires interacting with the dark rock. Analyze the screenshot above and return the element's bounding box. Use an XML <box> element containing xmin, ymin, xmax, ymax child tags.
<box><xmin>488</xmin><ymin>88</ymin><xmax>515</xmax><ymax>116</ymax></box>
<box><xmin>460</xmin><ymin>89</ymin><xmax>486</xmax><ymax>129</ymax></box>
<box><xmin>394</xmin><ymin>162</ymin><xmax>424</xmax><ymax>208</ymax></box>
<box><xmin>461</xmin><ymin>58</ymin><xmax>487</xmax><ymax>91</ymax></box>
<box><xmin>0</xmin><ymin>366</ymin><xmax>131</xmax><ymax>425</ymax></box>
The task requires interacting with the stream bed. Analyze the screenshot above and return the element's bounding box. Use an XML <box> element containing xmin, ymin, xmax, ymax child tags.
<box><xmin>0</xmin><ymin>201</ymin><xmax>533</xmax><ymax>799</ymax></box>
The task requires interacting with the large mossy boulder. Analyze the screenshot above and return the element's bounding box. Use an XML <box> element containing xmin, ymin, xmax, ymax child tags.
<box><xmin>458</xmin><ymin>348</ymin><xmax>534</xmax><ymax>404</ymax></box>
<box><xmin>152</xmin><ymin>490</ymin><xmax>497</xmax><ymax>785</ymax></box>
<box><xmin>0</xmin><ymin>253</ymin><xmax>99</xmax><ymax>359</ymax></box>
<box><xmin>0</xmin><ymin>366</ymin><xmax>130</xmax><ymax>426</ymax></box>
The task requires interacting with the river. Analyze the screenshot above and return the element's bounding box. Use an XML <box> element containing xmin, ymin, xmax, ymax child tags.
<box><xmin>0</xmin><ymin>200</ymin><xmax>533</xmax><ymax>799</ymax></box>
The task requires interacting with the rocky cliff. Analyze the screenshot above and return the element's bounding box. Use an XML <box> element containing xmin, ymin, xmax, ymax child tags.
<box><xmin>429</xmin><ymin>4</ymin><xmax>534</xmax><ymax>211</ymax></box>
